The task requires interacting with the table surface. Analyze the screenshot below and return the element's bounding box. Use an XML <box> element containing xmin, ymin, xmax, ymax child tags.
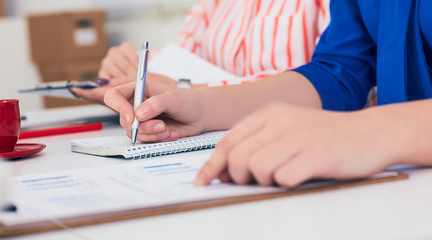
<box><xmin>2</xmin><ymin>124</ymin><xmax>432</xmax><ymax>240</ymax></box>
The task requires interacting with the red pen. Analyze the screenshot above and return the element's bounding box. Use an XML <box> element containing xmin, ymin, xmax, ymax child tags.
<box><xmin>19</xmin><ymin>122</ymin><xmax>103</xmax><ymax>139</ymax></box>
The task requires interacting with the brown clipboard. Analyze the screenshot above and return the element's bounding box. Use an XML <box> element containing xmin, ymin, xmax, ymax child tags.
<box><xmin>0</xmin><ymin>172</ymin><xmax>408</xmax><ymax>237</ymax></box>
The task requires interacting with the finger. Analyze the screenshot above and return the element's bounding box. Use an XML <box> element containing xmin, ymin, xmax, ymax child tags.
<box><xmin>194</xmin><ymin>111</ymin><xmax>268</xmax><ymax>186</ymax></box>
<box><xmin>136</xmin><ymin>130</ymin><xmax>171</xmax><ymax>142</ymax></box>
<box><xmin>119</xmin><ymin>42</ymin><xmax>139</xmax><ymax>67</ymax></box>
<box><xmin>104</xmin><ymin>82</ymin><xmax>136</xmax><ymax>124</ymax></box>
<box><xmin>122</xmin><ymin>129</ymin><xmax>172</xmax><ymax>143</ymax></box>
<box><xmin>98</xmin><ymin>68</ymin><xmax>111</xmax><ymax>79</ymax></box>
<box><xmin>119</xmin><ymin>115</ymin><xmax>174</xmax><ymax>142</ymax></box>
<box><xmin>225</xmin><ymin>128</ymin><xmax>270</xmax><ymax>184</ymax></box>
<box><xmin>135</xmin><ymin>88</ymin><xmax>187</xmax><ymax>122</ymax></box>
<box><xmin>194</xmin><ymin>146</ymin><xmax>229</xmax><ymax>186</ymax></box>
<box><xmin>100</xmin><ymin>57</ymin><xmax>125</xmax><ymax>79</ymax></box>
<box><xmin>217</xmin><ymin>168</ymin><xmax>232</xmax><ymax>183</ymax></box>
<box><xmin>273</xmin><ymin>153</ymin><xmax>319</xmax><ymax>188</ymax></box>
<box><xmin>111</xmin><ymin>52</ymin><xmax>137</xmax><ymax>77</ymax></box>
<box><xmin>150</xmin><ymin>117</ymin><xmax>198</xmax><ymax>139</ymax></box>
<box><xmin>135</xmin><ymin>120</ymin><xmax>170</xmax><ymax>142</ymax></box>
<box><xmin>110</xmin><ymin>74</ymin><xmax>135</xmax><ymax>87</ymax></box>
<box><xmin>247</xmin><ymin>135</ymin><xmax>299</xmax><ymax>186</ymax></box>
<box><xmin>71</xmin><ymin>86</ymin><xmax>109</xmax><ymax>104</ymax></box>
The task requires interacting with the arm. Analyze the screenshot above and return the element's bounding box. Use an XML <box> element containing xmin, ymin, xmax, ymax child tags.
<box><xmin>104</xmin><ymin>70</ymin><xmax>321</xmax><ymax>142</ymax></box>
<box><xmin>294</xmin><ymin>0</ymin><xmax>376</xmax><ymax>110</ymax></box>
<box><xmin>196</xmin><ymin>99</ymin><xmax>432</xmax><ymax>187</ymax></box>
<box><xmin>193</xmin><ymin>0</ymin><xmax>421</xmax><ymax>187</ymax></box>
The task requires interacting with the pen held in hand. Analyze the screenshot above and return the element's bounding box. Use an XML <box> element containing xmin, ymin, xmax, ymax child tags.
<box><xmin>131</xmin><ymin>42</ymin><xmax>150</xmax><ymax>145</ymax></box>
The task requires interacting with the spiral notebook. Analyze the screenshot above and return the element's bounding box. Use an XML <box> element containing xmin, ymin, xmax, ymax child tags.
<box><xmin>70</xmin><ymin>131</ymin><xmax>226</xmax><ymax>160</ymax></box>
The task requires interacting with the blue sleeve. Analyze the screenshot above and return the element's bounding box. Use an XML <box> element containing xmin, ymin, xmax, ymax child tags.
<box><xmin>293</xmin><ymin>0</ymin><xmax>377</xmax><ymax>111</ymax></box>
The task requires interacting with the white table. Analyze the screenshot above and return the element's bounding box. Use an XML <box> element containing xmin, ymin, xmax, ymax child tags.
<box><xmin>3</xmin><ymin>124</ymin><xmax>432</xmax><ymax>240</ymax></box>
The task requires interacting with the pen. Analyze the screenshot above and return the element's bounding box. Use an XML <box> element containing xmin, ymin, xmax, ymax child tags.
<box><xmin>131</xmin><ymin>42</ymin><xmax>149</xmax><ymax>145</ymax></box>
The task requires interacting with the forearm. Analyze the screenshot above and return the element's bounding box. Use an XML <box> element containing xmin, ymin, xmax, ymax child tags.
<box><xmin>199</xmin><ymin>71</ymin><xmax>322</xmax><ymax>131</ymax></box>
<box><xmin>360</xmin><ymin>99</ymin><xmax>432</xmax><ymax>167</ymax></box>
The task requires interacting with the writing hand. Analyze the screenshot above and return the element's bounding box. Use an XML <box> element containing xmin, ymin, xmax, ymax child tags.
<box><xmin>104</xmin><ymin>80</ymin><xmax>207</xmax><ymax>142</ymax></box>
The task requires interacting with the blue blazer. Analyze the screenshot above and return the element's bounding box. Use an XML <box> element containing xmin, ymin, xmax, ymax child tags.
<box><xmin>294</xmin><ymin>0</ymin><xmax>432</xmax><ymax>110</ymax></box>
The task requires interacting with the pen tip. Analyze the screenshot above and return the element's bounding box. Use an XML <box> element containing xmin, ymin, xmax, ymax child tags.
<box><xmin>145</xmin><ymin>41</ymin><xmax>148</xmax><ymax>49</ymax></box>
<box><xmin>2</xmin><ymin>203</ymin><xmax>17</xmax><ymax>212</ymax></box>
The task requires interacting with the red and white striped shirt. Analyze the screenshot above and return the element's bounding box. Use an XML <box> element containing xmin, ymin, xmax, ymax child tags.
<box><xmin>179</xmin><ymin>0</ymin><xmax>330</xmax><ymax>85</ymax></box>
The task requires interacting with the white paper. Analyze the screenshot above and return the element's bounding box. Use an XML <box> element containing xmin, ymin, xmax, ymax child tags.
<box><xmin>0</xmin><ymin>149</ymin><xmax>400</xmax><ymax>228</ymax></box>
<box><xmin>149</xmin><ymin>43</ymin><xmax>239</xmax><ymax>84</ymax></box>
<box><xmin>0</xmin><ymin>161</ymin><xmax>11</xmax><ymax>209</ymax></box>
<box><xmin>0</xmin><ymin>152</ymin><xmax>283</xmax><ymax>226</ymax></box>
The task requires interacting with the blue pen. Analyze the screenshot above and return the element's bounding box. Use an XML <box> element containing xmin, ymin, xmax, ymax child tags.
<box><xmin>131</xmin><ymin>42</ymin><xmax>149</xmax><ymax>145</ymax></box>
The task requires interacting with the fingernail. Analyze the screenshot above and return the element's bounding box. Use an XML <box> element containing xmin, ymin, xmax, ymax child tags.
<box><xmin>96</xmin><ymin>78</ymin><xmax>110</xmax><ymax>86</ymax></box>
<box><xmin>194</xmin><ymin>172</ymin><xmax>207</xmax><ymax>186</ymax></box>
<box><xmin>125</xmin><ymin>112</ymin><xmax>132</xmax><ymax>123</ymax></box>
<box><xmin>153</xmin><ymin>123</ymin><xmax>165</xmax><ymax>133</ymax></box>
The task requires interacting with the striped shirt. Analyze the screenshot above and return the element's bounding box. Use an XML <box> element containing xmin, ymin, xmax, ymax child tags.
<box><xmin>178</xmin><ymin>0</ymin><xmax>330</xmax><ymax>85</ymax></box>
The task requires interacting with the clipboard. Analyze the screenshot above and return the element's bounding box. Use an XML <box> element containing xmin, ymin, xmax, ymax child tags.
<box><xmin>18</xmin><ymin>80</ymin><xmax>99</xmax><ymax>99</ymax></box>
<box><xmin>0</xmin><ymin>171</ymin><xmax>408</xmax><ymax>237</ymax></box>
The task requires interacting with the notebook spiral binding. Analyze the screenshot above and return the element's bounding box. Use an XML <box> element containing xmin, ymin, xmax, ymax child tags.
<box><xmin>125</xmin><ymin>135</ymin><xmax>223</xmax><ymax>160</ymax></box>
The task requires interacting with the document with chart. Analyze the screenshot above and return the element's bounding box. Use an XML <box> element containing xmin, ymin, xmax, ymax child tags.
<box><xmin>0</xmin><ymin>150</ymin><xmax>406</xmax><ymax>236</ymax></box>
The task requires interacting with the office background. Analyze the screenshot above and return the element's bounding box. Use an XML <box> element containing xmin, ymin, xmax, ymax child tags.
<box><xmin>0</xmin><ymin>0</ymin><xmax>195</xmax><ymax>111</ymax></box>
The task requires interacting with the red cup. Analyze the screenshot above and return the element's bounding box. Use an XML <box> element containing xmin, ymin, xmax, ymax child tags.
<box><xmin>0</xmin><ymin>99</ymin><xmax>20</xmax><ymax>153</ymax></box>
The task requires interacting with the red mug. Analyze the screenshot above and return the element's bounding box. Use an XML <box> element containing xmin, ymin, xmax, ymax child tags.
<box><xmin>0</xmin><ymin>99</ymin><xmax>20</xmax><ymax>153</ymax></box>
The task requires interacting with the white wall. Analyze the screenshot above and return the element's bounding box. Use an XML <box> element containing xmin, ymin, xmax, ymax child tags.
<box><xmin>0</xmin><ymin>17</ymin><xmax>42</xmax><ymax>111</ymax></box>
<box><xmin>0</xmin><ymin>0</ymin><xmax>194</xmax><ymax>111</ymax></box>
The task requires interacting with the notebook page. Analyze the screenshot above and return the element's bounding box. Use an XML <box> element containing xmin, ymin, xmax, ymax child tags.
<box><xmin>70</xmin><ymin>131</ymin><xmax>227</xmax><ymax>159</ymax></box>
<box><xmin>148</xmin><ymin>43</ymin><xmax>239</xmax><ymax>84</ymax></box>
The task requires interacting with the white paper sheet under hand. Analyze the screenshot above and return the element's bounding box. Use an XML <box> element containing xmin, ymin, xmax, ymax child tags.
<box><xmin>0</xmin><ymin>150</ymin><xmax>403</xmax><ymax>228</ymax></box>
<box><xmin>0</xmin><ymin>151</ymin><xmax>282</xmax><ymax>226</ymax></box>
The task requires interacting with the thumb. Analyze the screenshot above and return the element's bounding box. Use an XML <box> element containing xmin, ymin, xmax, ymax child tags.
<box><xmin>136</xmin><ymin>88</ymin><xmax>182</xmax><ymax>121</ymax></box>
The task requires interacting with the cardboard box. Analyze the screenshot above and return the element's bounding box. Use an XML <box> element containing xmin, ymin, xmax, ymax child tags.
<box><xmin>38</xmin><ymin>58</ymin><xmax>101</xmax><ymax>108</ymax></box>
<box><xmin>28</xmin><ymin>9</ymin><xmax>106</xmax><ymax>63</ymax></box>
<box><xmin>0</xmin><ymin>0</ymin><xmax>5</xmax><ymax>17</ymax></box>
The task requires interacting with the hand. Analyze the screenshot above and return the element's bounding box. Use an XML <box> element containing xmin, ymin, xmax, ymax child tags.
<box><xmin>99</xmin><ymin>42</ymin><xmax>139</xmax><ymax>79</ymax></box>
<box><xmin>69</xmin><ymin>42</ymin><xmax>137</xmax><ymax>103</ymax></box>
<box><xmin>194</xmin><ymin>102</ymin><xmax>396</xmax><ymax>187</ymax></box>
<box><xmin>104</xmin><ymin>80</ymin><xmax>208</xmax><ymax>142</ymax></box>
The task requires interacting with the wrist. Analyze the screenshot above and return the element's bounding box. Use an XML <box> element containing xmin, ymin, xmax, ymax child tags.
<box><xmin>177</xmin><ymin>79</ymin><xmax>208</xmax><ymax>89</ymax></box>
<box><xmin>191</xmin><ymin>83</ymin><xmax>208</xmax><ymax>89</ymax></box>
